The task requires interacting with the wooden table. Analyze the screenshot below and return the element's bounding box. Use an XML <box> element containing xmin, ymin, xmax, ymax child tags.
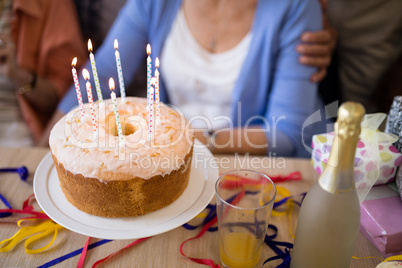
<box><xmin>0</xmin><ymin>146</ymin><xmax>384</xmax><ymax>267</ymax></box>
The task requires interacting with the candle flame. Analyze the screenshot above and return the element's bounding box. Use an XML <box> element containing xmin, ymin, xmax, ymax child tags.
<box><xmin>88</xmin><ymin>39</ymin><xmax>93</xmax><ymax>52</ymax></box>
<box><xmin>114</xmin><ymin>39</ymin><xmax>118</xmax><ymax>50</ymax></box>
<box><xmin>146</xmin><ymin>44</ymin><xmax>151</xmax><ymax>55</ymax></box>
<box><xmin>155</xmin><ymin>57</ymin><xmax>159</xmax><ymax>68</ymax></box>
<box><xmin>150</xmin><ymin>77</ymin><xmax>156</xmax><ymax>86</ymax></box>
<box><xmin>109</xmin><ymin>78</ymin><xmax>115</xmax><ymax>91</ymax></box>
<box><xmin>72</xmin><ymin>57</ymin><xmax>77</xmax><ymax>67</ymax></box>
<box><xmin>82</xmin><ymin>69</ymin><xmax>90</xmax><ymax>80</ymax></box>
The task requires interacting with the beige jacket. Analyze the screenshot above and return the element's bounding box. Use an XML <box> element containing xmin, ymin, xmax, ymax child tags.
<box><xmin>12</xmin><ymin>0</ymin><xmax>86</xmax><ymax>143</ymax></box>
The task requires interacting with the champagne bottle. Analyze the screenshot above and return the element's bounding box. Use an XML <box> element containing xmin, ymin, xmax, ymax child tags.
<box><xmin>290</xmin><ymin>102</ymin><xmax>365</xmax><ymax>268</ymax></box>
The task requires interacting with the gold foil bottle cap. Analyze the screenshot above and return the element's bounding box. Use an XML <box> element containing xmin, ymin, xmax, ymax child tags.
<box><xmin>336</xmin><ymin>102</ymin><xmax>366</xmax><ymax>139</ymax></box>
<box><xmin>319</xmin><ymin>102</ymin><xmax>366</xmax><ymax>193</ymax></box>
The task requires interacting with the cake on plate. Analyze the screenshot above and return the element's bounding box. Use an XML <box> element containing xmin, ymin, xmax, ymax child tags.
<box><xmin>49</xmin><ymin>97</ymin><xmax>194</xmax><ymax>217</ymax></box>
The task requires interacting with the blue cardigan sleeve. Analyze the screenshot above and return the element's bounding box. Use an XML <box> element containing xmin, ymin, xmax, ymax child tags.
<box><xmin>265</xmin><ymin>0</ymin><xmax>323</xmax><ymax>157</ymax></box>
<box><xmin>58</xmin><ymin>0</ymin><xmax>149</xmax><ymax>113</ymax></box>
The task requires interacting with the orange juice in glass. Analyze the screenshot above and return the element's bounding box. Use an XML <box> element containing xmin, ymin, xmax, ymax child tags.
<box><xmin>215</xmin><ymin>170</ymin><xmax>276</xmax><ymax>268</ymax></box>
<box><xmin>220</xmin><ymin>232</ymin><xmax>261</xmax><ymax>268</ymax></box>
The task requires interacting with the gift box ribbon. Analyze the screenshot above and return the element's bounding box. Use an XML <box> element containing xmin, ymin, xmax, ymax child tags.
<box><xmin>357</xmin><ymin>113</ymin><xmax>399</xmax><ymax>201</ymax></box>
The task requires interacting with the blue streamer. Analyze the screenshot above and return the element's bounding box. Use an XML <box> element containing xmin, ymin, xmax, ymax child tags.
<box><xmin>0</xmin><ymin>192</ymin><xmax>12</xmax><ymax>217</ymax></box>
<box><xmin>37</xmin><ymin>239</ymin><xmax>112</xmax><ymax>268</ymax></box>
<box><xmin>0</xmin><ymin>166</ymin><xmax>29</xmax><ymax>181</ymax></box>
<box><xmin>263</xmin><ymin>225</ymin><xmax>293</xmax><ymax>268</ymax></box>
<box><xmin>0</xmin><ymin>166</ymin><xmax>29</xmax><ymax>217</ymax></box>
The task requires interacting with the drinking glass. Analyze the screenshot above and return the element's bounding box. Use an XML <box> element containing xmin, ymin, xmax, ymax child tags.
<box><xmin>215</xmin><ymin>170</ymin><xmax>276</xmax><ymax>268</ymax></box>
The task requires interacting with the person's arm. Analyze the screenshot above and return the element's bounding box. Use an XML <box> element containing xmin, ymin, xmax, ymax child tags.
<box><xmin>297</xmin><ymin>0</ymin><xmax>337</xmax><ymax>82</ymax></box>
<box><xmin>194</xmin><ymin>127</ymin><xmax>268</xmax><ymax>155</ymax></box>
<box><xmin>265</xmin><ymin>0</ymin><xmax>323</xmax><ymax>157</ymax></box>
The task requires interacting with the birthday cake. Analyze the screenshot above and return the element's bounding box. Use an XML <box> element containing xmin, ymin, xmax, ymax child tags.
<box><xmin>49</xmin><ymin>97</ymin><xmax>194</xmax><ymax>217</ymax></box>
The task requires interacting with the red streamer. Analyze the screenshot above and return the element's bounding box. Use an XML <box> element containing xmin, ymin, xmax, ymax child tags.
<box><xmin>76</xmin><ymin>236</ymin><xmax>151</xmax><ymax>268</ymax></box>
<box><xmin>0</xmin><ymin>209</ymin><xmax>50</xmax><ymax>220</ymax></box>
<box><xmin>92</xmin><ymin>237</ymin><xmax>150</xmax><ymax>268</ymax></box>
<box><xmin>77</xmin><ymin>237</ymin><xmax>91</xmax><ymax>268</ymax></box>
<box><xmin>22</xmin><ymin>193</ymin><xmax>36</xmax><ymax>211</ymax></box>
<box><xmin>266</xmin><ymin>171</ymin><xmax>302</xmax><ymax>183</ymax></box>
<box><xmin>180</xmin><ymin>184</ymin><xmax>247</xmax><ymax>267</ymax></box>
<box><xmin>180</xmin><ymin>218</ymin><xmax>220</xmax><ymax>268</ymax></box>
<box><xmin>0</xmin><ymin>194</ymin><xmax>49</xmax><ymax>221</ymax></box>
<box><xmin>220</xmin><ymin>171</ymin><xmax>301</xmax><ymax>190</ymax></box>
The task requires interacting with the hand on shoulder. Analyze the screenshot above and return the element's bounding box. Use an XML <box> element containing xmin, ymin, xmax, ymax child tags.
<box><xmin>296</xmin><ymin>0</ymin><xmax>337</xmax><ymax>82</ymax></box>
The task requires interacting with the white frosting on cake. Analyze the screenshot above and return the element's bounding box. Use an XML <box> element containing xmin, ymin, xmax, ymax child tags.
<box><xmin>49</xmin><ymin>97</ymin><xmax>194</xmax><ymax>181</ymax></box>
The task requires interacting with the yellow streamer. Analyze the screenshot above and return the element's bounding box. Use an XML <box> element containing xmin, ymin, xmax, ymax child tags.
<box><xmin>271</xmin><ymin>186</ymin><xmax>292</xmax><ymax>217</ymax></box>
<box><xmin>271</xmin><ymin>186</ymin><xmax>296</xmax><ymax>238</ymax></box>
<box><xmin>352</xmin><ymin>256</ymin><xmax>384</xmax><ymax>261</ymax></box>
<box><xmin>195</xmin><ymin>212</ymin><xmax>208</xmax><ymax>219</ymax></box>
<box><xmin>0</xmin><ymin>219</ymin><xmax>63</xmax><ymax>254</ymax></box>
<box><xmin>383</xmin><ymin>255</ymin><xmax>402</xmax><ymax>262</ymax></box>
<box><xmin>352</xmin><ymin>254</ymin><xmax>402</xmax><ymax>264</ymax></box>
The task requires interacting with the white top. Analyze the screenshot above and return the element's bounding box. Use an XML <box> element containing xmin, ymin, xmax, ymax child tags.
<box><xmin>160</xmin><ymin>9</ymin><xmax>252</xmax><ymax>130</ymax></box>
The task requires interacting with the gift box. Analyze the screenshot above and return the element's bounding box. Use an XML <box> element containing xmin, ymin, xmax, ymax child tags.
<box><xmin>396</xmin><ymin>167</ymin><xmax>402</xmax><ymax>200</ymax></box>
<box><xmin>311</xmin><ymin>113</ymin><xmax>402</xmax><ymax>202</ymax></box>
<box><xmin>360</xmin><ymin>184</ymin><xmax>402</xmax><ymax>257</ymax></box>
<box><xmin>385</xmin><ymin>96</ymin><xmax>402</xmax><ymax>153</ymax></box>
<box><xmin>385</xmin><ymin>96</ymin><xmax>402</xmax><ymax>199</ymax></box>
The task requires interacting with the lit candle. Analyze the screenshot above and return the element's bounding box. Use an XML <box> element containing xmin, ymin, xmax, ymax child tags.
<box><xmin>82</xmin><ymin>69</ymin><xmax>98</xmax><ymax>139</ymax></box>
<box><xmin>71</xmin><ymin>57</ymin><xmax>85</xmax><ymax>120</ymax></box>
<box><xmin>88</xmin><ymin>39</ymin><xmax>103</xmax><ymax>106</ymax></box>
<box><xmin>148</xmin><ymin>78</ymin><xmax>156</xmax><ymax>141</ymax></box>
<box><xmin>114</xmin><ymin>39</ymin><xmax>126</xmax><ymax>103</ymax></box>
<box><xmin>155</xmin><ymin>57</ymin><xmax>161</xmax><ymax>125</ymax></box>
<box><xmin>109</xmin><ymin>78</ymin><xmax>124</xmax><ymax>150</ymax></box>
<box><xmin>146</xmin><ymin>44</ymin><xmax>152</xmax><ymax>111</ymax></box>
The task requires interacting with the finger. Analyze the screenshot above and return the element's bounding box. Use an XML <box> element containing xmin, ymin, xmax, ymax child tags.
<box><xmin>311</xmin><ymin>68</ymin><xmax>327</xmax><ymax>83</ymax></box>
<box><xmin>299</xmin><ymin>55</ymin><xmax>331</xmax><ymax>68</ymax></box>
<box><xmin>301</xmin><ymin>31</ymin><xmax>331</xmax><ymax>43</ymax></box>
<box><xmin>297</xmin><ymin>44</ymin><xmax>330</xmax><ymax>56</ymax></box>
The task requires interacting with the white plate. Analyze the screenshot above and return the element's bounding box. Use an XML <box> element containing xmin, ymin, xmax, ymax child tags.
<box><xmin>34</xmin><ymin>141</ymin><xmax>219</xmax><ymax>240</ymax></box>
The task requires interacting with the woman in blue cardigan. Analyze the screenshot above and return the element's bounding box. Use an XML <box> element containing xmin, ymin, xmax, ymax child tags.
<box><xmin>53</xmin><ymin>0</ymin><xmax>332</xmax><ymax>157</ymax></box>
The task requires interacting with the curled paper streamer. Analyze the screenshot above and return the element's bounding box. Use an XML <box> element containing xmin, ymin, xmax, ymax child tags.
<box><xmin>0</xmin><ymin>219</ymin><xmax>63</xmax><ymax>254</ymax></box>
<box><xmin>0</xmin><ymin>194</ymin><xmax>63</xmax><ymax>254</ymax></box>
<box><xmin>356</xmin><ymin>113</ymin><xmax>399</xmax><ymax>202</ymax></box>
<box><xmin>270</xmin><ymin>186</ymin><xmax>306</xmax><ymax>239</ymax></box>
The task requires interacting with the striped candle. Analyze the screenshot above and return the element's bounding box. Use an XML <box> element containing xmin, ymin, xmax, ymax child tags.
<box><xmin>148</xmin><ymin>78</ymin><xmax>155</xmax><ymax>141</ymax></box>
<box><xmin>71</xmin><ymin>57</ymin><xmax>85</xmax><ymax>119</ymax></box>
<box><xmin>87</xmin><ymin>39</ymin><xmax>103</xmax><ymax>105</ymax></box>
<box><xmin>155</xmin><ymin>57</ymin><xmax>161</xmax><ymax>125</ymax></box>
<box><xmin>146</xmin><ymin>44</ymin><xmax>151</xmax><ymax>111</ymax></box>
<box><xmin>109</xmin><ymin>78</ymin><xmax>124</xmax><ymax>150</ymax></box>
<box><xmin>82</xmin><ymin>69</ymin><xmax>98</xmax><ymax>139</ymax></box>
<box><xmin>114</xmin><ymin>39</ymin><xmax>126</xmax><ymax>103</ymax></box>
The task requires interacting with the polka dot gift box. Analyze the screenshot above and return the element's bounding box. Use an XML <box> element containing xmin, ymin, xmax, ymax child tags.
<box><xmin>311</xmin><ymin>113</ymin><xmax>402</xmax><ymax>202</ymax></box>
